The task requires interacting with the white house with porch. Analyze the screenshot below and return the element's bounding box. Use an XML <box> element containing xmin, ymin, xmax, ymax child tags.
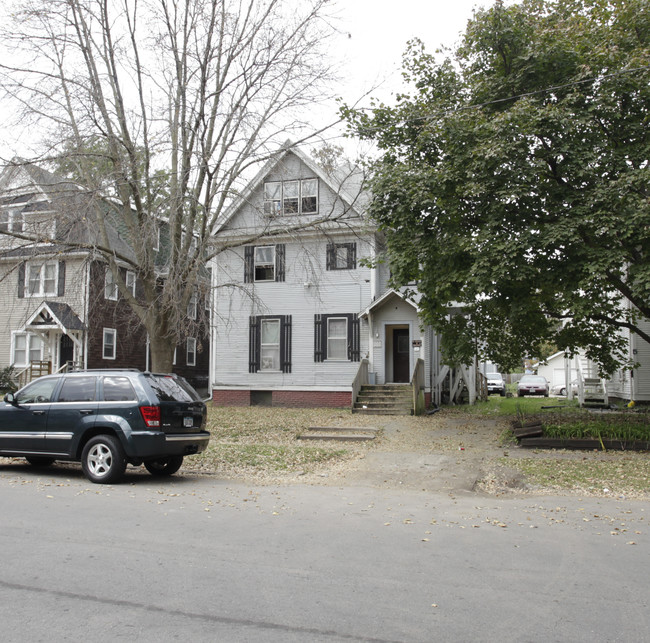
<box><xmin>209</xmin><ymin>144</ymin><xmax>480</xmax><ymax>413</ymax></box>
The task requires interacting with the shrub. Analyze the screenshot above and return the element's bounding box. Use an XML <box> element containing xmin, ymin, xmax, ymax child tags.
<box><xmin>0</xmin><ymin>365</ymin><xmax>18</xmax><ymax>394</ymax></box>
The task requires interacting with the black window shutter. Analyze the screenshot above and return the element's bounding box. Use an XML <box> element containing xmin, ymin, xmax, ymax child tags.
<box><xmin>314</xmin><ymin>314</ymin><xmax>323</xmax><ymax>362</ymax></box>
<box><xmin>349</xmin><ymin>313</ymin><xmax>360</xmax><ymax>361</ymax></box>
<box><xmin>325</xmin><ymin>243</ymin><xmax>334</xmax><ymax>271</ymax></box>
<box><xmin>281</xmin><ymin>315</ymin><xmax>292</xmax><ymax>373</ymax></box>
<box><xmin>348</xmin><ymin>243</ymin><xmax>357</xmax><ymax>270</ymax></box>
<box><xmin>17</xmin><ymin>262</ymin><xmax>25</xmax><ymax>298</ymax></box>
<box><xmin>244</xmin><ymin>246</ymin><xmax>254</xmax><ymax>283</ymax></box>
<box><xmin>58</xmin><ymin>261</ymin><xmax>66</xmax><ymax>296</ymax></box>
<box><xmin>249</xmin><ymin>316</ymin><xmax>260</xmax><ymax>373</ymax></box>
<box><xmin>275</xmin><ymin>244</ymin><xmax>285</xmax><ymax>282</ymax></box>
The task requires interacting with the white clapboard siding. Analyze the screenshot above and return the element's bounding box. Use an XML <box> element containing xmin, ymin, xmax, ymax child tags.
<box><xmin>0</xmin><ymin>255</ymin><xmax>88</xmax><ymax>368</ymax></box>
<box><xmin>214</xmin><ymin>234</ymin><xmax>373</xmax><ymax>389</ymax></box>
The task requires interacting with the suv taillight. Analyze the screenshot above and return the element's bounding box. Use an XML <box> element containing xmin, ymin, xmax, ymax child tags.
<box><xmin>140</xmin><ymin>405</ymin><xmax>161</xmax><ymax>428</ymax></box>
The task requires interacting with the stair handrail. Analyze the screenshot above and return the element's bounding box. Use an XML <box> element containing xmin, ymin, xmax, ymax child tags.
<box><xmin>574</xmin><ymin>354</ymin><xmax>586</xmax><ymax>406</ymax></box>
<box><xmin>410</xmin><ymin>358</ymin><xmax>426</xmax><ymax>415</ymax></box>
<box><xmin>15</xmin><ymin>365</ymin><xmax>29</xmax><ymax>389</ymax></box>
<box><xmin>574</xmin><ymin>355</ymin><xmax>609</xmax><ymax>406</ymax></box>
<box><xmin>351</xmin><ymin>358</ymin><xmax>369</xmax><ymax>410</ymax></box>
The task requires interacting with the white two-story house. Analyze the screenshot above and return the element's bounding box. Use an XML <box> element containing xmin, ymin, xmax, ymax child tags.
<box><xmin>210</xmin><ymin>145</ymin><xmax>476</xmax><ymax>409</ymax></box>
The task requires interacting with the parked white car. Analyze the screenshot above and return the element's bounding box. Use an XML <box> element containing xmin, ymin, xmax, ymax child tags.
<box><xmin>550</xmin><ymin>380</ymin><xmax>579</xmax><ymax>396</ymax></box>
<box><xmin>486</xmin><ymin>373</ymin><xmax>506</xmax><ymax>396</ymax></box>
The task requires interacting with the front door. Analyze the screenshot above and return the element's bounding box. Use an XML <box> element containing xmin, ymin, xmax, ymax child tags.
<box><xmin>59</xmin><ymin>335</ymin><xmax>74</xmax><ymax>369</ymax></box>
<box><xmin>392</xmin><ymin>328</ymin><xmax>410</xmax><ymax>383</ymax></box>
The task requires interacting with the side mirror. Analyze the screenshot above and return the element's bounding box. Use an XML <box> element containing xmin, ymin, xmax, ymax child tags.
<box><xmin>4</xmin><ymin>393</ymin><xmax>16</xmax><ymax>405</ymax></box>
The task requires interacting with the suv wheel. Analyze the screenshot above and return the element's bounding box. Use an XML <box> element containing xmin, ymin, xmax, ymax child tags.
<box><xmin>144</xmin><ymin>455</ymin><xmax>184</xmax><ymax>477</ymax></box>
<box><xmin>81</xmin><ymin>435</ymin><xmax>126</xmax><ymax>484</ymax></box>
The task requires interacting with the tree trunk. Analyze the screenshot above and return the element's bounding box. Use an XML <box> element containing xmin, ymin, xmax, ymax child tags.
<box><xmin>148</xmin><ymin>333</ymin><xmax>175</xmax><ymax>373</ymax></box>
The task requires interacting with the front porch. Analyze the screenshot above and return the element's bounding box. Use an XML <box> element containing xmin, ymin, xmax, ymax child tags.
<box><xmin>15</xmin><ymin>301</ymin><xmax>86</xmax><ymax>387</ymax></box>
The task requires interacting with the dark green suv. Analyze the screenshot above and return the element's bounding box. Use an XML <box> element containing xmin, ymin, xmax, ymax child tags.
<box><xmin>0</xmin><ymin>370</ymin><xmax>210</xmax><ymax>484</ymax></box>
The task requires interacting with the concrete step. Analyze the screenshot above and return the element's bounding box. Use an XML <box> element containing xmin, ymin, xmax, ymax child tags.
<box><xmin>352</xmin><ymin>408</ymin><xmax>414</xmax><ymax>416</ymax></box>
<box><xmin>298</xmin><ymin>432</ymin><xmax>376</xmax><ymax>441</ymax></box>
<box><xmin>297</xmin><ymin>426</ymin><xmax>378</xmax><ymax>442</ymax></box>
<box><xmin>307</xmin><ymin>426</ymin><xmax>379</xmax><ymax>434</ymax></box>
<box><xmin>354</xmin><ymin>402</ymin><xmax>412</xmax><ymax>410</ymax></box>
<box><xmin>357</xmin><ymin>392</ymin><xmax>412</xmax><ymax>399</ymax></box>
<box><xmin>354</xmin><ymin>384</ymin><xmax>414</xmax><ymax>416</ymax></box>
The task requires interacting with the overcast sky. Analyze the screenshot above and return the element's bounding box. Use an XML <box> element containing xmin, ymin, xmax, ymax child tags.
<box><xmin>317</xmin><ymin>0</ymin><xmax>488</xmax><ymax>151</ymax></box>
<box><xmin>0</xmin><ymin>0</ymin><xmax>489</xmax><ymax>161</ymax></box>
<box><xmin>336</xmin><ymin>1</ymin><xmax>485</xmax><ymax>99</ymax></box>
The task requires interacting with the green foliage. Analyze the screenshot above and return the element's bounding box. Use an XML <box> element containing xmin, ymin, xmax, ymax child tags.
<box><xmin>459</xmin><ymin>395</ymin><xmax>577</xmax><ymax>416</ymax></box>
<box><xmin>542</xmin><ymin>413</ymin><xmax>650</xmax><ymax>441</ymax></box>
<box><xmin>0</xmin><ymin>365</ymin><xmax>17</xmax><ymax>394</ymax></box>
<box><xmin>344</xmin><ymin>0</ymin><xmax>650</xmax><ymax>374</ymax></box>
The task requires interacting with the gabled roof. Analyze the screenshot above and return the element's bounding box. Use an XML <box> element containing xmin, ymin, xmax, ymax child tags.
<box><xmin>359</xmin><ymin>289</ymin><xmax>420</xmax><ymax>318</ymax></box>
<box><xmin>216</xmin><ymin>142</ymin><xmax>369</xmax><ymax>233</ymax></box>
<box><xmin>25</xmin><ymin>301</ymin><xmax>85</xmax><ymax>333</ymax></box>
<box><xmin>0</xmin><ymin>160</ymin><xmax>136</xmax><ymax>262</ymax></box>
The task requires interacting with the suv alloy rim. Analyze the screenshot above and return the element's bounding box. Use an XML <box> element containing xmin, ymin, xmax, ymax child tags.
<box><xmin>87</xmin><ymin>443</ymin><xmax>113</xmax><ymax>477</ymax></box>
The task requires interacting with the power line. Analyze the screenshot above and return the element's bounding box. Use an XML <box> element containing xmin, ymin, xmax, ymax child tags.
<box><xmin>352</xmin><ymin>63</ymin><xmax>650</xmax><ymax>130</ymax></box>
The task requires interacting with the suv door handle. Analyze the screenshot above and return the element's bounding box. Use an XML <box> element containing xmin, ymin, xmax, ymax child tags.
<box><xmin>79</xmin><ymin>410</ymin><xmax>94</xmax><ymax>415</ymax></box>
<box><xmin>32</xmin><ymin>410</ymin><xmax>46</xmax><ymax>416</ymax></box>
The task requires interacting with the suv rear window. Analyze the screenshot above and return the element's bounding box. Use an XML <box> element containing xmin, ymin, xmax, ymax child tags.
<box><xmin>102</xmin><ymin>376</ymin><xmax>137</xmax><ymax>402</ymax></box>
<box><xmin>147</xmin><ymin>375</ymin><xmax>199</xmax><ymax>402</ymax></box>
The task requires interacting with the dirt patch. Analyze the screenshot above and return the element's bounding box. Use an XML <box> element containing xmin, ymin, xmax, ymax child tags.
<box><xmin>203</xmin><ymin>408</ymin><xmax>650</xmax><ymax>499</ymax></box>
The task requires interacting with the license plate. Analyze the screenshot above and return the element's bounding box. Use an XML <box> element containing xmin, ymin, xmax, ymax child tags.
<box><xmin>183</xmin><ymin>417</ymin><xmax>194</xmax><ymax>428</ymax></box>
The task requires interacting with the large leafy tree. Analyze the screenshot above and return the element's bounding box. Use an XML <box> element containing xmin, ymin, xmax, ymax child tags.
<box><xmin>0</xmin><ymin>0</ymin><xmax>335</xmax><ymax>371</ymax></box>
<box><xmin>344</xmin><ymin>0</ymin><xmax>650</xmax><ymax>373</ymax></box>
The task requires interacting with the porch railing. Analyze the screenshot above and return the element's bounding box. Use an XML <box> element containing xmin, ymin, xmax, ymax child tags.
<box><xmin>16</xmin><ymin>360</ymin><xmax>52</xmax><ymax>388</ymax></box>
<box><xmin>351</xmin><ymin>358</ymin><xmax>369</xmax><ymax>410</ymax></box>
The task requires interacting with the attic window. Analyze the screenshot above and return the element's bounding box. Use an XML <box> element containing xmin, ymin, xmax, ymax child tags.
<box><xmin>264</xmin><ymin>179</ymin><xmax>318</xmax><ymax>216</ymax></box>
<box><xmin>0</xmin><ymin>208</ymin><xmax>24</xmax><ymax>233</ymax></box>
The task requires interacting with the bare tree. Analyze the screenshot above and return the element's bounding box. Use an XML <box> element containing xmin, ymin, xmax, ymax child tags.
<box><xmin>0</xmin><ymin>0</ymin><xmax>337</xmax><ymax>370</ymax></box>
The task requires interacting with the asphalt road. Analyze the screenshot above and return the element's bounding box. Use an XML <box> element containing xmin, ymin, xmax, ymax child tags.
<box><xmin>0</xmin><ymin>462</ymin><xmax>648</xmax><ymax>642</ymax></box>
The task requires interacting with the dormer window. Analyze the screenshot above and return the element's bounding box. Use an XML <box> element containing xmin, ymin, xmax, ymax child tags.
<box><xmin>264</xmin><ymin>179</ymin><xmax>318</xmax><ymax>216</ymax></box>
<box><xmin>0</xmin><ymin>208</ymin><xmax>24</xmax><ymax>233</ymax></box>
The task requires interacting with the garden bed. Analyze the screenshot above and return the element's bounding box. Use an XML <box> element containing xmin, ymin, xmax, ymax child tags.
<box><xmin>511</xmin><ymin>411</ymin><xmax>650</xmax><ymax>451</ymax></box>
<box><xmin>518</xmin><ymin>437</ymin><xmax>650</xmax><ymax>451</ymax></box>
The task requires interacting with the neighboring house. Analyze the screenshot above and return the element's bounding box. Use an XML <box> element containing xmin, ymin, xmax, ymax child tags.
<box><xmin>0</xmin><ymin>162</ymin><xmax>209</xmax><ymax>393</ymax></box>
<box><xmin>210</xmin><ymin>144</ymin><xmax>478</xmax><ymax>409</ymax></box>
<box><xmin>604</xmin><ymin>307</ymin><xmax>650</xmax><ymax>403</ymax></box>
<box><xmin>537</xmin><ymin>352</ymin><xmax>578</xmax><ymax>391</ymax></box>
<box><xmin>541</xmin><ymin>312</ymin><xmax>650</xmax><ymax>404</ymax></box>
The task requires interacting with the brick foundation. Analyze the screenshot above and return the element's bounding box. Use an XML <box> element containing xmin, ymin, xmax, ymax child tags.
<box><xmin>211</xmin><ymin>389</ymin><xmax>351</xmax><ymax>408</ymax></box>
<box><xmin>272</xmin><ymin>390</ymin><xmax>351</xmax><ymax>408</ymax></box>
<box><xmin>212</xmin><ymin>389</ymin><xmax>251</xmax><ymax>407</ymax></box>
